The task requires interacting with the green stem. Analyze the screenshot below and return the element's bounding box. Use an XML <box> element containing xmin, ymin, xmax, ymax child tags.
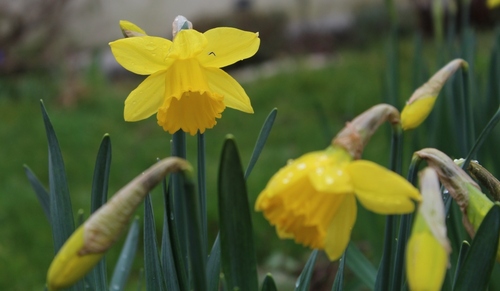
<box><xmin>376</xmin><ymin>125</ymin><xmax>402</xmax><ymax>291</ymax></box>
<box><xmin>197</xmin><ymin>132</ymin><xmax>208</xmax><ymax>260</ymax></box>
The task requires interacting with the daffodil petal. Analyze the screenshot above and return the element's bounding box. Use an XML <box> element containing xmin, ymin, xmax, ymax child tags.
<box><xmin>406</xmin><ymin>232</ymin><xmax>448</xmax><ymax>291</ymax></box>
<box><xmin>110</xmin><ymin>36</ymin><xmax>173</xmax><ymax>75</ymax></box>
<box><xmin>198</xmin><ymin>27</ymin><xmax>260</xmax><ymax>68</ymax></box>
<box><xmin>346</xmin><ymin>160</ymin><xmax>421</xmax><ymax>214</ymax></box>
<box><xmin>204</xmin><ymin>67</ymin><xmax>253</xmax><ymax>113</ymax></box>
<box><xmin>47</xmin><ymin>226</ymin><xmax>104</xmax><ymax>290</ymax></box>
<box><xmin>324</xmin><ymin>195</ymin><xmax>357</xmax><ymax>261</ymax></box>
<box><xmin>124</xmin><ymin>71</ymin><xmax>167</xmax><ymax>121</ymax></box>
<box><xmin>308</xmin><ymin>148</ymin><xmax>353</xmax><ymax>194</ymax></box>
<box><xmin>169</xmin><ymin>29</ymin><xmax>207</xmax><ymax>60</ymax></box>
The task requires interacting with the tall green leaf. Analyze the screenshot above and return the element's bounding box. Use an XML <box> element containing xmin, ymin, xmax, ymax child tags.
<box><xmin>245</xmin><ymin>108</ymin><xmax>277</xmax><ymax>179</ymax></box>
<box><xmin>161</xmin><ymin>179</ymin><xmax>180</xmax><ymax>291</ymax></box>
<box><xmin>262</xmin><ymin>274</ymin><xmax>278</xmax><ymax>291</ymax></box>
<box><xmin>109</xmin><ymin>218</ymin><xmax>140</xmax><ymax>291</ymax></box>
<box><xmin>89</xmin><ymin>134</ymin><xmax>112</xmax><ymax>290</ymax></box>
<box><xmin>206</xmin><ymin>234</ymin><xmax>221</xmax><ymax>291</ymax></box>
<box><xmin>332</xmin><ymin>251</ymin><xmax>346</xmax><ymax>291</ymax></box>
<box><xmin>40</xmin><ymin>101</ymin><xmax>83</xmax><ymax>291</ymax></box>
<box><xmin>166</xmin><ymin>176</ymin><xmax>189</xmax><ymax>291</ymax></box>
<box><xmin>453</xmin><ymin>205</ymin><xmax>500</xmax><ymax>291</ymax></box>
<box><xmin>144</xmin><ymin>194</ymin><xmax>166</xmax><ymax>291</ymax></box>
<box><xmin>295</xmin><ymin>249</ymin><xmax>318</xmax><ymax>291</ymax></box>
<box><xmin>24</xmin><ymin>165</ymin><xmax>50</xmax><ymax>219</ymax></box>
<box><xmin>218</xmin><ymin>137</ymin><xmax>258</xmax><ymax>291</ymax></box>
<box><xmin>41</xmin><ymin>101</ymin><xmax>75</xmax><ymax>252</ymax></box>
<box><xmin>346</xmin><ymin>242</ymin><xmax>376</xmax><ymax>289</ymax></box>
<box><xmin>181</xmin><ymin>172</ymin><xmax>207</xmax><ymax>291</ymax></box>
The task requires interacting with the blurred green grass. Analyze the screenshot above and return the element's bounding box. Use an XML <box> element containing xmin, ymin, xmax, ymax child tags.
<box><xmin>0</xmin><ymin>31</ymin><xmax>496</xmax><ymax>290</ymax></box>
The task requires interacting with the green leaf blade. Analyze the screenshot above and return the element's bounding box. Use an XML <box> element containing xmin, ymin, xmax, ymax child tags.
<box><xmin>453</xmin><ymin>205</ymin><xmax>500</xmax><ymax>291</ymax></box>
<box><xmin>218</xmin><ymin>137</ymin><xmax>258</xmax><ymax>291</ymax></box>
<box><xmin>295</xmin><ymin>249</ymin><xmax>318</xmax><ymax>291</ymax></box>
<box><xmin>109</xmin><ymin>218</ymin><xmax>140</xmax><ymax>291</ymax></box>
<box><xmin>144</xmin><ymin>194</ymin><xmax>167</xmax><ymax>291</ymax></box>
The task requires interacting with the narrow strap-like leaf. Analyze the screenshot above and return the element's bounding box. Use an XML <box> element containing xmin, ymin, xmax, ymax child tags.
<box><xmin>24</xmin><ymin>165</ymin><xmax>50</xmax><ymax>219</ymax></box>
<box><xmin>453</xmin><ymin>205</ymin><xmax>500</xmax><ymax>291</ymax></box>
<box><xmin>206</xmin><ymin>233</ymin><xmax>221</xmax><ymax>291</ymax></box>
<box><xmin>262</xmin><ymin>273</ymin><xmax>278</xmax><ymax>291</ymax></box>
<box><xmin>451</xmin><ymin>241</ymin><xmax>470</xmax><ymax>290</ymax></box>
<box><xmin>167</xmin><ymin>176</ymin><xmax>189</xmax><ymax>291</ymax></box>
<box><xmin>245</xmin><ymin>108</ymin><xmax>277</xmax><ymax>179</ymax></box>
<box><xmin>161</xmin><ymin>178</ymin><xmax>180</xmax><ymax>291</ymax></box>
<box><xmin>90</xmin><ymin>134</ymin><xmax>111</xmax><ymax>212</ymax></box>
<box><xmin>89</xmin><ymin>134</ymin><xmax>111</xmax><ymax>290</ymax></box>
<box><xmin>218</xmin><ymin>137</ymin><xmax>258</xmax><ymax>291</ymax></box>
<box><xmin>332</xmin><ymin>251</ymin><xmax>346</xmax><ymax>291</ymax></box>
<box><xmin>295</xmin><ymin>249</ymin><xmax>318</xmax><ymax>291</ymax></box>
<box><xmin>346</xmin><ymin>242</ymin><xmax>376</xmax><ymax>289</ymax></box>
<box><xmin>144</xmin><ymin>194</ymin><xmax>167</xmax><ymax>291</ymax></box>
<box><xmin>181</xmin><ymin>172</ymin><xmax>207</xmax><ymax>290</ymax></box>
<box><xmin>109</xmin><ymin>218</ymin><xmax>140</xmax><ymax>291</ymax></box>
<box><xmin>41</xmin><ymin>100</ymin><xmax>75</xmax><ymax>253</ymax></box>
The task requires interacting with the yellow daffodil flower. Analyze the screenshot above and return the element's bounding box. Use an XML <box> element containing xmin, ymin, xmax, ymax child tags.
<box><xmin>255</xmin><ymin>145</ymin><xmax>421</xmax><ymax>261</ymax></box>
<box><xmin>47</xmin><ymin>158</ymin><xmax>191</xmax><ymax>290</ymax></box>
<box><xmin>401</xmin><ymin>59</ymin><xmax>467</xmax><ymax>130</ymax></box>
<box><xmin>406</xmin><ymin>168</ymin><xmax>450</xmax><ymax>291</ymax></box>
<box><xmin>109</xmin><ymin>16</ymin><xmax>260</xmax><ymax>135</ymax></box>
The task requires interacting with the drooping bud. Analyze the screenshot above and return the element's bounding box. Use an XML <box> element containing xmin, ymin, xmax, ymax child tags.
<box><xmin>119</xmin><ymin>20</ymin><xmax>147</xmax><ymax>38</ymax></box>
<box><xmin>401</xmin><ymin>59</ymin><xmax>468</xmax><ymax>130</ymax></box>
<box><xmin>47</xmin><ymin>157</ymin><xmax>192</xmax><ymax>290</ymax></box>
<box><xmin>332</xmin><ymin>103</ymin><xmax>400</xmax><ymax>159</ymax></box>
<box><xmin>172</xmin><ymin>15</ymin><xmax>193</xmax><ymax>38</ymax></box>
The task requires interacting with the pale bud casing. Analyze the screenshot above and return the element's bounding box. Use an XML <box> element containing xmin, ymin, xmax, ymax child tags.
<box><xmin>172</xmin><ymin>15</ymin><xmax>193</xmax><ymax>38</ymax></box>
<box><xmin>332</xmin><ymin>103</ymin><xmax>400</xmax><ymax>159</ymax></box>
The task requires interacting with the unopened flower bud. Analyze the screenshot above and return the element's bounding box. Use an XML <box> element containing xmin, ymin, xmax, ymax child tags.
<box><xmin>47</xmin><ymin>157</ymin><xmax>192</xmax><ymax>290</ymax></box>
<box><xmin>401</xmin><ymin>59</ymin><xmax>468</xmax><ymax>130</ymax></box>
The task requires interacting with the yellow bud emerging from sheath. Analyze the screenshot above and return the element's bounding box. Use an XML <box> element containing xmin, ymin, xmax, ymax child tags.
<box><xmin>406</xmin><ymin>168</ymin><xmax>450</xmax><ymax>291</ymax></box>
<box><xmin>401</xmin><ymin>59</ymin><xmax>468</xmax><ymax>130</ymax></box>
<box><xmin>46</xmin><ymin>157</ymin><xmax>191</xmax><ymax>290</ymax></box>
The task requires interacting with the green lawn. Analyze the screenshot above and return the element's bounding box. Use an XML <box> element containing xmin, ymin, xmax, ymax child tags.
<box><xmin>0</xmin><ymin>30</ymin><xmax>497</xmax><ymax>290</ymax></box>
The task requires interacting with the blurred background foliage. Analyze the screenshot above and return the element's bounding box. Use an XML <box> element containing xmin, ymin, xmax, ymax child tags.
<box><xmin>1</xmin><ymin>0</ymin><xmax>500</xmax><ymax>290</ymax></box>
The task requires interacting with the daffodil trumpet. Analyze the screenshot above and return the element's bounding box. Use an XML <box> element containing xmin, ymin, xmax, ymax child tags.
<box><xmin>47</xmin><ymin>157</ymin><xmax>192</xmax><ymax>290</ymax></box>
<box><xmin>406</xmin><ymin>167</ymin><xmax>450</xmax><ymax>291</ymax></box>
<box><xmin>256</xmin><ymin>104</ymin><xmax>421</xmax><ymax>261</ymax></box>
<box><xmin>401</xmin><ymin>59</ymin><xmax>468</xmax><ymax>130</ymax></box>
